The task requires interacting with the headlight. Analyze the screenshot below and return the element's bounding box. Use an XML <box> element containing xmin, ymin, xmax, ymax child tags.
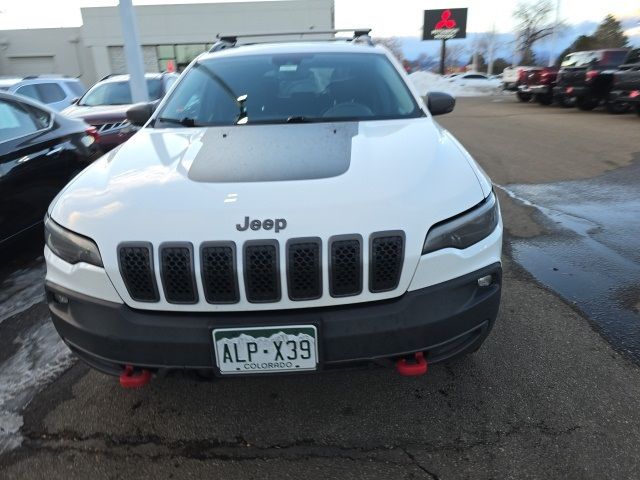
<box><xmin>45</xmin><ymin>216</ymin><xmax>103</xmax><ymax>267</ymax></box>
<box><xmin>422</xmin><ymin>192</ymin><xmax>499</xmax><ymax>254</ymax></box>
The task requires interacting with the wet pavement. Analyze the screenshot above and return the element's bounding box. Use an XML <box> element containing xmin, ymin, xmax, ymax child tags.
<box><xmin>500</xmin><ymin>158</ymin><xmax>640</xmax><ymax>363</ymax></box>
<box><xmin>1</xmin><ymin>96</ymin><xmax>640</xmax><ymax>478</ymax></box>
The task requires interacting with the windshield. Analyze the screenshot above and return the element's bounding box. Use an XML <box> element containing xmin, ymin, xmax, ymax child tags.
<box><xmin>155</xmin><ymin>52</ymin><xmax>422</xmax><ymax>126</ymax></box>
<box><xmin>79</xmin><ymin>78</ymin><xmax>162</xmax><ymax>106</ymax></box>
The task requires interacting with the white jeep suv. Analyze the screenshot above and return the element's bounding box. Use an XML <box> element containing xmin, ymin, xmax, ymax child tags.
<box><xmin>44</xmin><ymin>32</ymin><xmax>502</xmax><ymax>381</ymax></box>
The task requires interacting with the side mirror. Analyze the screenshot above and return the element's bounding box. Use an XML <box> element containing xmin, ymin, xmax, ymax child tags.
<box><xmin>126</xmin><ymin>102</ymin><xmax>155</xmax><ymax>126</ymax></box>
<box><xmin>423</xmin><ymin>92</ymin><xmax>456</xmax><ymax>116</ymax></box>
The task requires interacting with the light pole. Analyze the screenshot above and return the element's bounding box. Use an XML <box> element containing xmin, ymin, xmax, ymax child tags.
<box><xmin>118</xmin><ymin>0</ymin><xmax>148</xmax><ymax>103</ymax></box>
<box><xmin>548</xmin><ymin>0</ymin><xmax>561</xmax><ymax>67</ymax></box>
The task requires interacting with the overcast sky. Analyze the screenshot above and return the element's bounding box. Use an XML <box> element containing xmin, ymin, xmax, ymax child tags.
<box><xmin>0</xmin><ymin>0</ymin><xmax>638</xmax><ymax>36</ymax></box>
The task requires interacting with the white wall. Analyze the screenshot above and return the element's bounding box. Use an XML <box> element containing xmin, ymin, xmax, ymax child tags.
<box><xmin>0</xmin><ymin>27</ymin><xmax>95</xmax><ymax>83</ymax></box>
<box><xmin>0</xmin><ymin>0</ymin><xmax>334</xmax><ymax>85</ymax></box>
<box><xmin>81</xmin><ymin>0</ymin><xmax>335</xmax><ymax>81</ymax></box>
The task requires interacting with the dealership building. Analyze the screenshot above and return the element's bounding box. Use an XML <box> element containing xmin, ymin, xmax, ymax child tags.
<box><xmin>0</xmin><ymin>0</ymin><xmax>334</xmax><ymax>85</ymax></box>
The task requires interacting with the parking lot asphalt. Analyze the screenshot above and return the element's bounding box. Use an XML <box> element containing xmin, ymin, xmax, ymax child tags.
<box><xmin>1</xmin><ymin>96</ymin><xmax>640</xmax><ymax>479</ymax></box>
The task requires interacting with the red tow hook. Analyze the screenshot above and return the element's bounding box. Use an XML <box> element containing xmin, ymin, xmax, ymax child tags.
<box><xmin>396</xmin><ymin>352</ymin><xmax>428</xmax><ymax>376</ymax></box>
<box><xmin>119</xmin><ymin>365</ymin><xmax>152</xmax><ymax>388</ymax></box>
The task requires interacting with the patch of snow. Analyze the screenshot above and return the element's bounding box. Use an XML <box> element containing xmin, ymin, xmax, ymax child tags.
<box><xmin>0</xmin><ymin>320</ymin><xmax>75</xmax><ymax>453</ymax></box>
<box><xmin>0</xmin><ymin>260</ymin><xmax>46</xmax><ymax>326</ymax></box>
<box><xmin>409</xmin><ymin>71</ymin><xmax>505</xmax><ymax>98</ymax></box>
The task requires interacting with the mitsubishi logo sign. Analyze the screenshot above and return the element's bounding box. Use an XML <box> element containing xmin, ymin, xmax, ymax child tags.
<box><xmin>423</xmin><ymin>8</ymin><xmax>468</xmax><ymax>40</ymax></box>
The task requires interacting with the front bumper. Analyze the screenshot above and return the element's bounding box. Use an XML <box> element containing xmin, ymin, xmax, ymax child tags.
<box><xmin>530</xmin><ymin>85</ymin><xmax>552</xmax><ymax>95</ymax></box>
<box><xmin>608</xmin><ymin>89</ymin><xmax>640</xmax><ymax>103</ymax></box>
<box><xmin>47</xmin><ymin>263</ymin><xmax>502</xmax><ymax>376</ymax></box>
<box><xmin>554</xmin><ymin>85</ymin><xmax>588</xmax><ymax>98</ymax></box>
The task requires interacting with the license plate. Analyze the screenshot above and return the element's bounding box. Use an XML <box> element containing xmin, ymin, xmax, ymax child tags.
<box><xmin>213</xmin><ymin>325</ymin><xmax>318</xmax><ymax>375</ymax></box>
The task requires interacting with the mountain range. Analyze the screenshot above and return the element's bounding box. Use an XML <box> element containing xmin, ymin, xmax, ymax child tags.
<box><xmin>398</xmin><ymin>17</ymin><xmax>640</xmax><ymax>65</ymax></box>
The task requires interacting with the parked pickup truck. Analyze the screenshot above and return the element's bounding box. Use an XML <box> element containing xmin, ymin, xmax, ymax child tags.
<box><xmin>554</xmin><ymin>49</ymin><xmax>629</xmax><ymax>111</ymax></box>
<box><xmin>502</xmin><ymin>66</ymin><xmax>535</xmax><ymax>92</ymax></box>
<box><xmin>527</xmin><ymin>67</ymin><xmax>560</xmax><ymax>105</ymax></box>
<box><xmin>515</xmin><ymin>67</ymin><xmax>540</xmax><ymax>102</ymax></box>
<box><xmin>607</xmin><ymin>49</ymin><xmax>640</xmax><ymax>115</ymax></box>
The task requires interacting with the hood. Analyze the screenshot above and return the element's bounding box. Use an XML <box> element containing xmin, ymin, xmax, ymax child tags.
<box><xmin>50</xmin><ymin>117</ymin><xmax>486</xmax><ymax>305</ymax></box>
<box><xmin>62</xmin><ymin>104</ymin><xmax>131</xmax><ymax>123</ymax></box>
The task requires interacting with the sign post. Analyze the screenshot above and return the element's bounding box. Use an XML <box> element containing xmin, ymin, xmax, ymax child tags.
<box><xmin>118</xmin><ymin>0</ymin><xmax>149</xmax><ymax>103</ymax></box>
<box><xmin>423</xmin><ymin>8</ymin><xmax>468</xmax><ymax>75</ymax></box>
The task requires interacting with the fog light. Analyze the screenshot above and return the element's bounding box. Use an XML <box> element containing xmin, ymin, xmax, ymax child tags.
<box><xmin>477</xmin><ymin>275</ymin><xmax>493</xmax><ymax>287</ymax></box>
<box><xmin>54</xmin><ymin>293</ymin><xmax>69</xmax><ymax>304</ymax></box>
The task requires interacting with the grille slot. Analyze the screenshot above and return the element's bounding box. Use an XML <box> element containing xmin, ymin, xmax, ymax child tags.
<box><xmin>118</xmin><ymin>243</ymin><xmax>159</xmax><ymax>302</ymax></box>
<box><xmin>329</xmin><ymin>236</ymin><xmax>362</xmax><ymax>297</ymax></box>
<box><xmin>201</xmin><ymin>242</ymin><xmax>239</xmax><ymax>304</ymax></box>
<box><xmin>287</xmin><ymin>238</ymin><xmax>322</xmax><ymax>301</ymax></box>
<box><xmin>369</xmin><ymin>233</ymin><xmax>404</xmax><ymax>293</ymax></box>
<box><xmin>159</xmin><ymin>243</ymin><xmax>198</xmax><ymax>304</ymax></box>
<box><xmin>244</xmin><ymin>241</ymin><xmax>280</xmax><ymax>303</ymax></box>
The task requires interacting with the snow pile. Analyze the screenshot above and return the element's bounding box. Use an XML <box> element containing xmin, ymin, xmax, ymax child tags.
<box><xmin>0</xmin><ymin>261</ymin><xmax>46</xmax><ymax>326</ymax></box>
<box><xmin>409</xmin><ymin>71</ymin><xmax>503</xmax><ymax>98</ymax></box>
<box><xmin>0</xmin><ymin>321</ymin><xmax>74</xmax><ymax>453</ymax></box>
<box><xmin>0</xmin><ymin>261</ymin><xmax>75</xmax><ymax>453</ymax></box>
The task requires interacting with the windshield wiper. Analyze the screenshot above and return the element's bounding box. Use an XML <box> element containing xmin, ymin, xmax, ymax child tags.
<box><xmin>194</xmin><ymin>63</ymin><xmax>248</xmax><ymax>125</ymax></box>
<box><xmin>157</xmin><ymin>116</ymin><xmax>199</xmax><ymax>127</ymax></box>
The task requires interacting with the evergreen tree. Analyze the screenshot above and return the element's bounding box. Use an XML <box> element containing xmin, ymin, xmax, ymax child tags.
<box><xmin>492</xmin><ymin>58</ymin><xmax>511</xmax><ymax>74</ymax></box>
<box><xmin>556</xmin><ymin>35</ymin><xmax>598</xmax><ymax>65</ymax></box>
<box><xmin>593</xmin><ymin>14</ymin><xmax>629</xmax><ymax>48</ymax></box>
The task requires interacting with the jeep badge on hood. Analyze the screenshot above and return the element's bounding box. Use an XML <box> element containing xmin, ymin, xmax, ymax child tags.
<box><xmin>236</xmin><ymin>216</ymin><xmax>287</xmax><ymax>233</ymax></box>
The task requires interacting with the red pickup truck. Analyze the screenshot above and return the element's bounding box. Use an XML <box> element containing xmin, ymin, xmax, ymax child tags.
<box><xmin>517</xmin><ymin>66</ymin><xmax>568</xmax><ymax>106</ymax></box>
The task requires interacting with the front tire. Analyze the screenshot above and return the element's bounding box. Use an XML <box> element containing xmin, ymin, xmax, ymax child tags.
<box><xmin>555</xmin><ymin>94</ymin><xmax>574</xmax><ymax>108</ymax></box>
<box><xmin>576</xmin><ymin>95</ymin><xmax>599</xmax><ymax>111</ymax></box>
<box><xmin>605</xmin><ymin>101</ymin><xmax>630</xmax><ymax>114</ymax></box>
<box><xmin>517</xmin><ymin>91</ymin><xmax>533</xmax><ymax>102</ymax></box>
<box><xmin>535</xmin><ymin>92</ymin><xmax>553</xmax><ymax>105</ymax></box>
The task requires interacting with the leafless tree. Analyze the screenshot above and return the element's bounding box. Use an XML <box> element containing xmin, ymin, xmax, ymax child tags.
<box><xmin>474</xmin><ymin>30</ymin><xmax>506</xmax><ymax>74</ymax></box>
<box><xmin>373</xmin><ymin>37</ymin><xmax>405</xmax><ymax>63</ymax></box>
<box><xmin>512</xmin><ymin>0</ymin><xmax>558</xmax><ymax>65</ymax></box>
<box><xmin>444</xmin><ymin>43</ymin><xmax>466</xmax><ymax>70</ymax></box>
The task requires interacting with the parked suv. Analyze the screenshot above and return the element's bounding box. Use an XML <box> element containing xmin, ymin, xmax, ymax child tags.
<box><xmin>554</xmin><ymin>49</ymin><xmax>629</xmax><ymax>110</ymax></box>
<box><xmin>62</xmin><ymin>72</ymin><xmax>178</xmax><ymax>151</ymax></box>
<box><xmin>45</xmin><ymin>32</ymin><xmax>502</xmax><ymax>383</ymax></box>
<box><xmin>0</xmin><ymin>75</ymin><xmax>86</xmax><ymax>111</ymax></box>
<box><xmin>607</xmin><ymin>49</ymin><xmax>640</xmax><ymax>115</ymax></box>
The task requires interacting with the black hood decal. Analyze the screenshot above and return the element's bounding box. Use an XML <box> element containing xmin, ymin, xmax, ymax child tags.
<box><xmin>188</xmin><ymin>123</ymin><xmax>357</xmax><ymax>183</ymax></box>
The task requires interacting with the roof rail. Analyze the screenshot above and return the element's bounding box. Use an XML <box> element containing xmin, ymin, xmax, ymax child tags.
<box><xmin>208</xmin><ymin>28</ymin><xmax>373</xmax><ymax>52</ymax></box>
<box><xmin>22</xmin><ymin>74</ymin><xmax>71</xmax><ymax>80</ymax></box>
<box><xmin>98</xmin><ymin>73</ymin><xmax>119</xmax><ymax>82</ymax></box>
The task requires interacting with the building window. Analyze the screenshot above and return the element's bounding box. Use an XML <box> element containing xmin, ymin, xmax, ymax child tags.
<box><xmin>156</xmin><ymin>44</ymin><xmax>209</xmax><ymax>72</ymax></box>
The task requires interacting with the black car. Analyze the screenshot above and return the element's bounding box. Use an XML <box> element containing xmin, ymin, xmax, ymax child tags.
<box><xmin>554</xmin><ymin>49</ymin><xmax>629</xmax><ymax>111</ymax></box>
<box><xmin>0</xmin><ymin>92</ymin><xmax>99</xmax><ymax>246</ymax></box>
<box><xmin>608</xmin><ymin>49</ymin><xmax>640</xmax><ymax>115</ymax></box>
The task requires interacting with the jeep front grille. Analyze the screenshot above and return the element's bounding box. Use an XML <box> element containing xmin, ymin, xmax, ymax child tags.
<box><xmin>118</xmin><ymin>243</ymin><xmax>159</xmax><ymax>302</ymax></box>
<box><xmin>287</xmin><ymin>238</ymin><xmax>322</xmax><ymax>301</ymax></box>
<box><xmin>117</xmin><ymin>233</ymin><xmax>404</xmax><ymax>305</ymax></box>
<box><xmin>369</xmin><ymin>233</ymin><xmax>405</xmax><ymax>293</ymax></box>
<box><xmin>244</xmin><ymin>241</ymin><xmax>281</xmax><ymax>303</ymax></box>
<box><xmin>160</xmin><ymin>243</ymin><xmax>198</xmax><ymax>304</ymax></box>
<box><xmin>329</xmin><ymin>236</ymin><xmax>363</xmax><ymax>297</ymax></box>
<box><xmin>201</xmin><ymin>242</ymin><xmax>239</xmax><ymax>304</ymax></box>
